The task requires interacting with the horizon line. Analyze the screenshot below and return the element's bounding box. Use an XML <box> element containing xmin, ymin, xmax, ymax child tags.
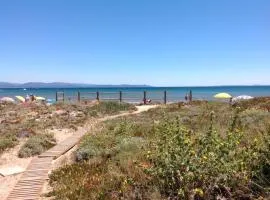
<box><xmin>0</xmin><ymin>81</ymin><xmax>270</xmax><ymax>88</ymax></box>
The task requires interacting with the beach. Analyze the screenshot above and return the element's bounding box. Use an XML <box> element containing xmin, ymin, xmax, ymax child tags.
<box><xmin>1</xmin><ymin>86</ymin><xmax>270</xmax><ymax>103</ymax></box>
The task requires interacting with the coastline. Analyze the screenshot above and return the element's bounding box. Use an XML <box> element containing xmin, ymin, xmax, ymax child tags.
<box><xmin>0</xmin><ymin>86</ymin><xmax>270</xmax><ymax>103</ymax></box>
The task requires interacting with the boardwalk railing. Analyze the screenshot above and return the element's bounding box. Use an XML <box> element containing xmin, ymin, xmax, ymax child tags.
<box><xmin>55</xmin><ymin>90</ymin><xmax>187</xmax><ymax>104</ymax></box>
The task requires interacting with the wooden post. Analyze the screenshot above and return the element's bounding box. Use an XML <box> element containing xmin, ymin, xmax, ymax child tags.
<box><xmin>62</xmin><ymin>92</ymin><xmax>65</xmax><ymax>102</ymax></box>
<box><xmin>96</xmin><ymin>91</ymin><xmax>100</xmax><ymax>101</ymax></box>
<box><xmin>119</xmin><ymin>91</ymin><xmax>122</xmax><ymax>103</ymax></box>
<box><xmin>143</xmin><ymin>91</ymin><xmax>146</xmax><ymax>105</ymax></box>
<box><xmin>189</xmin><ymin>90</ymin><xmax>192</xmax><ymax>102</ymax></box>
<box><xmin>164</xmin><ymin>91</ymin><xmax>167</xmax><ymax>104</ymax></box>
<box><xmin>78</xmin><ymin>92</ymin><xmax>80</xmax><ymax>102</ymax></box>
<box><xmin>56</xmin><ymin>92</ymin><xmax>58</xmax><ymax>102</ymax></box>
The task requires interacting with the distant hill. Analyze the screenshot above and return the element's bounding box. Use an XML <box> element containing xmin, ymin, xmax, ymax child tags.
<box><xmin>0</xmin><ymin>82</ymin><xmax>151</xmax><ymax>88</ymax></box>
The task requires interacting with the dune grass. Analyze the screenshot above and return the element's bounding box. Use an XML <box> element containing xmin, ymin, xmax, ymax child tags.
<box><xmin>48</xmin><ymin>99</ymin><xmax>270</xmax><ymax>199</ymax></box>
<box><xmin>0</xmin><ymin>101</ymin><xmax>136</xmax><ymax>155</ymax></box>
<box><xmin>86</xmin><ymin>101</ymin><xmax>136</xmax><ymax>116</ymax></box>
<box><xmin>18</xmin><ymin>133</ymin><xmax>56</xmax><ymax>158</ymax></box>
<box><xmin>0</xmin><ymin>134</ymin><xmax>18</xmax><ymax>154</ymax></box>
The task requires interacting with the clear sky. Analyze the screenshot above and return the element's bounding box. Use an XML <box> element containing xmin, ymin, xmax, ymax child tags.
<box><xmin>0</xmin><ymin>0</ymin><xmax>269</xmax><ymax>86</ymax></box>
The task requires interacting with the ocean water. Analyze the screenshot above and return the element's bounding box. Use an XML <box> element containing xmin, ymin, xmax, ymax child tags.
<box><xmin>0</xmin><ymin>86</ymin><xmax>269</xmax><ymax>103</ymax></box>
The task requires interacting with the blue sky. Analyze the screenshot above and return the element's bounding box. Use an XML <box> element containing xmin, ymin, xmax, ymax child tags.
<box><xmin>0</xmin><ymin>0</ymin><xmax>269</xmax><ymax>86</ymax></box>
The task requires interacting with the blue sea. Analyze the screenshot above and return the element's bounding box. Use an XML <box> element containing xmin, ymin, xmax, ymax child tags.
<box><xmin>0</xmin><ymin>86</ymin><xmax>270</xmax><ymax>103</ymax></box>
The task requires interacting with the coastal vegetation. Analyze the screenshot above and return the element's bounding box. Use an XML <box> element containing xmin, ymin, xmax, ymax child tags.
<box><xmin>18</xmin><ymin>133</ymin><xmax>56</xmax><ymax>158</ymax></box>
<box><xmin>48</xmin><ymin>98</ymin><xmax>270</xmax><ymax>199</ymax></box>
<box><xmin>0</xmin><ymin>101</ymin><xmax>136</xmax><ymax>156</ymax></box>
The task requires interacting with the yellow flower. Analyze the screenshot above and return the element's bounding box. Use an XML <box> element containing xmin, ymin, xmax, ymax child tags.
<box><xmin>194</xmin><ymin>188</ymin><xmax>204</xmax><ymax>197</ymax></box>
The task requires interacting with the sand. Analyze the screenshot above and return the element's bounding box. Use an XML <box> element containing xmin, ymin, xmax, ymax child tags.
<box><xmin>0</xmin><ymin>140</ymin><xmax>33</xmax><ymax>200</ymax></box>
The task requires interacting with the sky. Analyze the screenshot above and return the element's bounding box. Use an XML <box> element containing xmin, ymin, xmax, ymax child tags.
<box><xmin>0</xmin><ymin>0</ymin><xmax>269</xmax><ymax>86</ymax></box>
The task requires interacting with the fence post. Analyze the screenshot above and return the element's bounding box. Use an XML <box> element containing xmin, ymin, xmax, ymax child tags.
<box><xmin>189</xmin><ymin>90</ymin><xmax>192</xmax><ymax>102</ymax></box>
<box><xmin>143</xmin><ymin>91</ymin><xmax>146</xmax><ymax>105</ymax></box>
<box><xmin>164</xmin><ymin>91</ymin><xmax>167</xmax><ymax>104</ymax></box>
<box><xmin>96</xmin><ymin>91</ymin><xmax>100</xmax><ymax>101</ymax></box>
<box><xmin>78</xmin><ymin>92</ymin><xmax>80</xmax><ymax>102</ymax></box>
<box><xmin>119</xmin><ymin>91</ymin><xmax>122</xmax><ymax>103</ymax></box>
<box><xmin>56</xmin><ymin>92</ymin><xmax>58</xmax><ymax>102</ymax></box>
<box><xmin>62</xmin><ymin>92</ymin><xmax>65</xmax><ymax>102</ymax></box>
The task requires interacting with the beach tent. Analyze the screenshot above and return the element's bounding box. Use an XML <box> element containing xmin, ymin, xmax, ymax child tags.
<box><xmin>0</xmin><ymin>97</ymin><xmax>15</xmax><ymax>103</ymax></box>
<box><xmin>36</xmin><ymin>96</ymin><xmax>46</xmax><ymax>101</ymax></box>
<box><xmin>214</xmin><ymin>93</ymin><xmax>232</xmax><ymax>99</ymax></box>
<box><xmin>232</xmin><ymin>95</ymin><xmax>253</xmax><ymax>102</ymax></box>
<box><xmin>15</xmin><ymin>96</ymin><xmax>25</xmax><ymax>102</ymax></box>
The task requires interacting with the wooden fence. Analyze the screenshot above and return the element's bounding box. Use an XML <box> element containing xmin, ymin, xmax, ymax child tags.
<box><xmin>55</xmin><ymin>90</ymin><xmax>192</xmax><ymax>104</ymax></box>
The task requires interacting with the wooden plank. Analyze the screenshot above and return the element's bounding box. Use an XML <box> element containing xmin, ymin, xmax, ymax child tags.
<box><xmin>15</xmin><ymin>183</ymin><xmax>44</xmax><ymax>187</ymax></box>
<box><xmin>17</xmin><ymin>180</ymin><xmax>45</xmax><ymax>184</ymax></box>
<box><xmin>14</xmin><ymin>185</ymin><xmax>44</xmax><ymax>189</ymax></box>
<box><xmin>9</xmin><ymin>190</ymin><xmax>41</xmax><ymax>195</ymax></box>
<box><xmin>7</xmin><ymin>196</ymin><xmax>39</xmax><ymax>200</ymax></box>
<box><xmin>7</xmin><ymin>194</ymin><xmax>40</xmax><ymax>198</ymax></box>
<box><xmin>7</xmin><ymin>121</ymin><xmax>87</xmax><ymax>199</ymax></box>
<box><xmin>20</xmin><ymin>177</ymin><xmax>49</xmax><ymax>181</ymax></box>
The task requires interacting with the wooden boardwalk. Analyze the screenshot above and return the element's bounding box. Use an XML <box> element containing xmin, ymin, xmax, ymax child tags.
<box><xmin>6</xmin><ymin>157</ymin><xmax>53</xmax><ymax>200</ymax></box>
<box><xmin>6</xmin><ymin>133</ymin><xmax>86</xmax><ymax>200</ymax></box>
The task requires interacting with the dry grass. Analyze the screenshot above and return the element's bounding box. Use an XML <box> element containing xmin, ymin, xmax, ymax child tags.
<box><xmin>0</xmin><ymin>101</ymin><xmax>136</xmax><ymax>155</ymax></box>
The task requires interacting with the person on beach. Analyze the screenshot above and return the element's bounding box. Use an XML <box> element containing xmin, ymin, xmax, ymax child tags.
<box><xmin>30</xmin><ymin>94</ymin><xmax>35</xmax><ymax>102</ymax></box>
<box><xmin>143</xmin><ymin>98</ymin><xmax>147</xmax><ymax>105</ymax></box>
<box><xmin>25</xmin><ymin>94</ymin><xmax>30</xmax><ymax>102</ymax></box>
<box><xmin>185</xmin><ymin>94</ymin><xmax>188</xmax><ymax>101</ymax></box>
<box><xmin>142</xmin><ymin>98</ymin><xmax>151</xmax><ymax>104</ymax></box>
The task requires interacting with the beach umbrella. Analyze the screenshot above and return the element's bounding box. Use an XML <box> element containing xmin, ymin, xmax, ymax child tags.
<box><xmin>214</xmin><ymin>93</ymin><xmax>232</xmax><ymax>99</ymax></box>
<box><xmin>15</xmin><ymin>96</ymin><xmax>25</xmax><ymax>102</ymax></box>
<box><xmin>36</xmin><ymin>96</ymin><xmax>46</xmax><ymax>101</ymax></box>
<box><xmin>232</xmin><ymin>95</ymin><xmax>253</xmax><ymax>102</ymax></box>
<box><xmin>0</xmin><ymin>97</ymin><xmax>15</xmax><ymax>102</ymax></box>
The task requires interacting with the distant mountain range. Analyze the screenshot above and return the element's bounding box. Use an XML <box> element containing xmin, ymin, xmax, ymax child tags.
<box><xmin>0</xmin><ymin>82</ymin><xmax>151</xmax><ymax>88</ymax></box>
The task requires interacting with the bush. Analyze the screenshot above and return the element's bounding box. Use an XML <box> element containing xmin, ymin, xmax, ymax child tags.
<box><xmin>50</xmin><ymin>120</ymin><xmax>149</xmax><ymax>199</ymax></box>
<box><xmin>18</xmin><ymin>133</ymin><xmax>56</xmax><ymax>157</ymax></box>
<box><xmin>48</xmin><ymin>102</ymin><xmax>270</xmax><ymax>200</ymax></box>
<box><xmin>76</xmin><ymin>127</ymin><xmax>145</xmax><ymax>162</ymax></box>
<box><xmin>234</xmin><ymin>97</ymin><xmax>270</xmax><ymax>112</ymax></box>
<box><xmin>76</xmin><ymin>133</ymin><xmax>116</xmax><ymax>161</ymax></box>
<box><xmin>0</xmin><ymin>135</ymin><xmax>18</xmax><ymax>154</ymax></box>
<box><xmin>89</xmin><ymin>101</ymin><xmax>136</xmax><ymax>115</ymax></box>
<box><xmin>240</xmin><ymin>109</ymin><xmax>270</xmax><ymax>135</ymax></box>
<box><xmin>148</xmin><ymin>113</ymin><xmax>270</xmax><ymax>199</ymax></box>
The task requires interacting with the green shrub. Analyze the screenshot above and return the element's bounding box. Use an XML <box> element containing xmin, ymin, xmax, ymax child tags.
<box><xmin>50</xmin><ymin>120</ymin><xmax>149</xmax><ymax>199</ymax></box>
<box><xmin>234</xmin><ymin>97</ymin><xmax>270</xmax><ymax>111</ymax></box>
<box><xmin>148</xmin><ymin>113</ymin><xmax>270</xmax><ymax>199</ymax></box>
<box><xmin>48</xmin><ymin>102</ymin><xmax>270</xmax><ymax>200</ymax></box>
<box><xmin>76</xmin><ymin>128</ymin><xmax>145</xmax><ymax>162</ymax></box>
<box><xmin>76</xmin><ymin>133</ymin><xmax>117</xmax><ymax>161</ymax></box>
<box><xmin>90</xmin><ymin>101</ymin><xmax>136</xmax><ymax>115</ymax></box>
<box><xmin>0</xmin><ymin>135</ymin><xmax>18</xmax><ymax>154</ymax></box>
<box><xmin>240</xmin><ymin>109</ymin><xmax>270</xmax><ymax>135</ymax></box>
<box><xmin>18</xmin><ymin>133</ymin><xmax>56</xmax><ymax>157</ymax></box>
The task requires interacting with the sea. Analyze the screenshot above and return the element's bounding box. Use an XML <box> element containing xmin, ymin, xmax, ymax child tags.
<box><xmin>0</xmin><ymin>86</ymin><xmax>270</xmax><ymax>103</ymax></box>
